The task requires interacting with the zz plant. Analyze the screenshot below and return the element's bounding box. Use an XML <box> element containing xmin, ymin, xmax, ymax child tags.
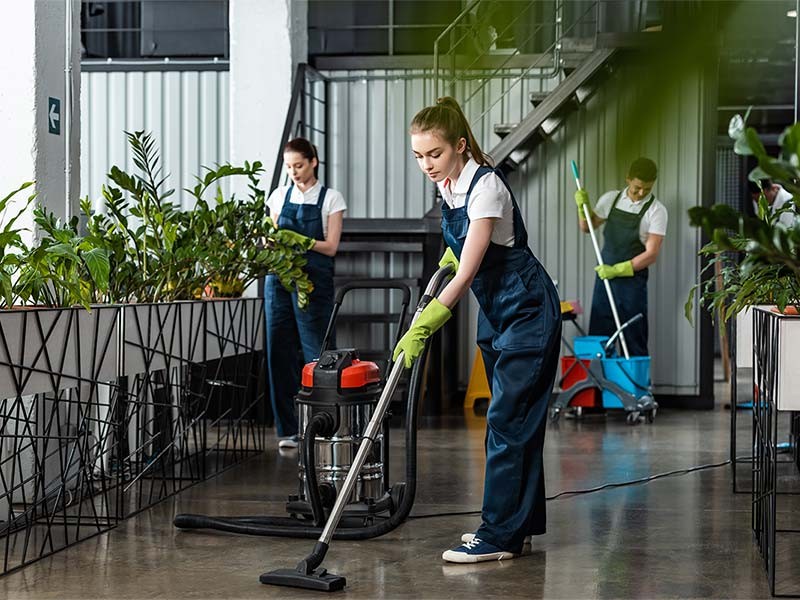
<box><xmin>0</xmin><ymin>131</ymin><xmax>315</xmax><ymax>309</ymax></box>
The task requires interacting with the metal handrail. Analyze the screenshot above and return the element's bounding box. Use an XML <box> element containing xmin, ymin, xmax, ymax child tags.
<box><xmin>270</xmin><ymin>64</ymin><xmax>330</xmax><ymax>193</ymax></box>
<box><xmin>433</xmin><ymin>0</ymin><xmax>605</xmax><ymax>115</ymax></box>
<box><xmin>472</xmin><ymin>1</ymin><xmax>599</xmax><ymax>123</ymax></box>
<box><xmin>433</xmin><ymin>0</ymin><xmax>482</xmax><ymax>99</ymax></box>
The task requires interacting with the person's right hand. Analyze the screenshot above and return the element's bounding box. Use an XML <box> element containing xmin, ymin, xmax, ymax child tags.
<box><xmin>574</xmin><ymin>190</ymin><xmax>593</xmax><ymax>219</ymax></box>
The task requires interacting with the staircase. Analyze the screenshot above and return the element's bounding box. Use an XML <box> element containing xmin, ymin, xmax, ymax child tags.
<box><xmin>433</xmin><ymin>0</ymin><xmax>629</xmax><ymax>173</ymax></box>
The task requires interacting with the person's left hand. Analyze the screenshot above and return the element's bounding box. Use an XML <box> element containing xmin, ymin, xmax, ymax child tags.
<box><xmin>595</xmin><ymin>260</ymin><xmax>634</xmax><ymax>280</ymax></box>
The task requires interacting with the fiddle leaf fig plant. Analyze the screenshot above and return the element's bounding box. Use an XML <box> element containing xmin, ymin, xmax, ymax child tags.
<box><xmin>687</xmin><ymin>113</ymin><xmax>800</xmax><ymax>322</ymax></box>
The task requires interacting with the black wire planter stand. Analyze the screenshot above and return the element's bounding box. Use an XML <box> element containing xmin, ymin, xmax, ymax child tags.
<box><xmin>0</xmin><ymin>298</ymin><xmax>266</xmax><ymax>576</ymax></box>
<box><xmin>752</xmin><ymin>307</ymin><xmax>800</xmax><ymax>597</ymax></box>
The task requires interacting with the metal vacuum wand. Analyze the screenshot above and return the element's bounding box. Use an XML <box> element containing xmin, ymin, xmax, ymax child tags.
<box><xmin>571</xmin><ymin>160</ymin><xmax>630</xmax><ymax>359</ymax></box>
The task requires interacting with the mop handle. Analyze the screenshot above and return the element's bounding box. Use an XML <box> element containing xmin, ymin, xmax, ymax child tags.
<box><xmin>570</xmin><ymin>161</ymin><xmax>630</xmax><ymax>359</ymax></box>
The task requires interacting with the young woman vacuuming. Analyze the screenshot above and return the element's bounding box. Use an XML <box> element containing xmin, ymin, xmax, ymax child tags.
<box><xmin>394</xmin><ymin>97</ymin><xmax>561</xmax><ymax>563</ymax></box>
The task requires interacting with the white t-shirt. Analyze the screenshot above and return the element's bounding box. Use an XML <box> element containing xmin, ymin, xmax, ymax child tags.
<box><xmin>754</xmin><ymin>185</ymin><xmax>797</xmax><ymax>228</ymax></box>
<box><xmin>594</xmin><ymin>188</ymin><xmax>668</xmax><ymax>245</ymax></box>
<box><xmin>437</xmin><ymin>158</ymin><xmax>515</xmax><ymax>247</ymax></box>
<box><xmin>267</xmin><ymin>181</ymin><xmax>347</xmax><ymax>237</ymax></box>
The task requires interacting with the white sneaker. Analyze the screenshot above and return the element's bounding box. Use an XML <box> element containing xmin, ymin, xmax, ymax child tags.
<box><xmin>278</xmin><ymin>435</ymin><xmax>299</xmax><ymax>449</ymax></box>
<box><xmin>461</xmin><ymin>532</ymin><xmax>532</xmax><ymax>545</ymax></box>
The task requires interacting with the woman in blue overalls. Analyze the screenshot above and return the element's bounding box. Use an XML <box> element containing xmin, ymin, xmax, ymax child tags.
<box><xmin>574</xmin><ymin>158</ymin><xmax>667</xmax><ymax>357</ymax></box>
<box><xmin>394</xmin><ymin>97</ymin><xmax>562</xmax><ymax>563</ymax></box>
<box><xmin>265</xmin><ymin>138</ymin><xmax>346</xmax><ymax>449</ymax></box>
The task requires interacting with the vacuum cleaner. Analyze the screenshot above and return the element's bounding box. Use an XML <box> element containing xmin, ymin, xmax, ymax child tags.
<box><xmin>174</xmin><ymin>265</ymin><xmax>454</xmax><ymax>591</ymax></box>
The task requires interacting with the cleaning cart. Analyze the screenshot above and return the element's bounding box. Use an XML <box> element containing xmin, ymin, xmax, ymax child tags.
<box><xmin>550</xmin><ymin>311</ymin><xmax>657</xmax><ymax>425</ymax></box>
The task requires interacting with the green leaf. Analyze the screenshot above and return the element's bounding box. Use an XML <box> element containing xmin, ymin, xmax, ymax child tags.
<box><xmin>82</xmin><ymin>247</ymin><xmax>110</xmax><ymax>292</ymax></box>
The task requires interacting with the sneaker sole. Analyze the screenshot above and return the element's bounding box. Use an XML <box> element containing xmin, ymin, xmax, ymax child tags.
<box><xmin>461</xmin><ymin>533</ymin><xmax>531</xmax><ymax>545</ymax></box>
<box><xmin>441</xmin><ymin>549</ymin><xmax>517</xmax><ymax>563</ymax></box>
<box><xmin>278</xmin><ymin>441</ymin><xmax>298</xmax><ymax>449</ymax></box>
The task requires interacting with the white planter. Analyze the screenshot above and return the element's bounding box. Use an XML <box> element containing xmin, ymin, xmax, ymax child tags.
<box><xmin>735</xmin><ymin>305</ymin><xmax>772</xmax><ymax>369</ymax></box>
<box><xmin>754</xmin><ymin>306</ymin><xmax>800</xmax><ymax>411</ymax></box>
<box><xmin>205</xmin><ymin>298</ymin><xmax>263</xmax><ymax>362</ymax></box>
<box><xmin>0</xmin><ymin>306</ymin><xmax>118</xmax><ymax>400</ymax></box>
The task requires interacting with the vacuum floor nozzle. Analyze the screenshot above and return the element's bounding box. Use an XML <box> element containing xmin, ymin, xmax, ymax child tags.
<box><xmin>259</xmin><ymin>568</ymin><xmax>346</xmax><ymax>592</ymax></box>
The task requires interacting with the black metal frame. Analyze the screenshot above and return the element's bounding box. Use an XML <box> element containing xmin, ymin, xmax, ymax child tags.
<box><xmin>751</xmin><ymin>307</ymin><xmax>800</xmax><ymax>597</ymax></box>
<box><xmin>0</xmin><ymin>298</ymin><xmax>265</xmax><ymax>577</ymax></box>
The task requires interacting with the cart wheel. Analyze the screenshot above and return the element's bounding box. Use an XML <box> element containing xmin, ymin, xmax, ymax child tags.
<box><xmin>646</xmin><ymin>409</ymin><xmax>656</xmax><ymax>424</ymax></box>
<box><xmin>575</xmin><ymin>406</ymin><xmax>583</xmax><ymax>418</ymax></box>
<box><xmin>549</xmin><ymin>407</ymin><xmax>561</xmax><ymax>423</ymax></box>
<box><xmin>626</xmin><ymin>411</ymin><xmax>640</xmax><ymax>425</ymax></box>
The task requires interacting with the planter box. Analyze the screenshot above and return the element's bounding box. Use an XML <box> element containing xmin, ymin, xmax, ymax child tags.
<box><xmin>753</xmin><ymin>306</ymin><xmax>800</xmax><ymax>411</ymax></box>
<box><xmin>735</xmin><ymin>305</ymin><xmax>773</xmax><ymax>369</ymax></box>
<box><xmin>0</xmin><ymin>306</ymin><xmax>119</xmax><ymax>400</ymax></box>
<box><xmin>205</xmin><ymin>298</ymin><xmax>264</xmax><ymax>362</ymax></box>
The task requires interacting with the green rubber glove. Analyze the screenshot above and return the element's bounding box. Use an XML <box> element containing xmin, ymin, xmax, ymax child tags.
<box><xmin>392</xmin><ymin>298</ymin><xmax>452</xmax><ymax>368</ymax></box>
<box><xmin>276</xmin><ymin>228</ymin><xmax>315</xmax><ymax>250</ymax></box>
<box><xmin>574</xmin><ymin>190</ymin><xmax>594</xmax><ymax>219</ymax></box>
<box><xmin>595</xmin><ymin>260</ymin><xmax>634</xmax><ymax>280</ymax></box>
<box><xmin>438</xmin><ymin>247</ymin><xmax>459</xmax><ymax>274</ymax></box>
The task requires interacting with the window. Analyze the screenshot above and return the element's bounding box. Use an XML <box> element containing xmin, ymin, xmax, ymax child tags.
<box><xmin>308</xmin><ymin>0</ymin><xmax>463</xmax><ymax>56</ymax></box>
<box><xmin>81</xmin><ymin>1</ymin><xmax>228</xmax><ymax>60</ymax></box>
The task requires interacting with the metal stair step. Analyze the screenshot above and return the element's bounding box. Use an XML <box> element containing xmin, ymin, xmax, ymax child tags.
<box><xmin>494</xmin><ymin>123</ymin><xmax>517</xmax><ymax>139</ymax></box>
<box><xmin>494</xmin><ymin>115</ymin><xmax>564</xmax><ymax>139</ymax></box>
<box><xmin>529</xmin><ymin>91</ymin><xmax>550</xmax><ymax>107</ymax></box>
<box><xmin>334</xmin><ymin>276</ymin><xmax>420</xmax><ymax>289</ymax></box>
<box><xmin>337</xmin><ymin>241</ymin><xmax>423</xmax><ymax>253</ymax></box>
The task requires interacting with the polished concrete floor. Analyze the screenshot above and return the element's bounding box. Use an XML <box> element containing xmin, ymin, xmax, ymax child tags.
<box><xmin>2</xmin><ymin>380</ymin><xmax>798</xmax><ymax>599</ymax></box>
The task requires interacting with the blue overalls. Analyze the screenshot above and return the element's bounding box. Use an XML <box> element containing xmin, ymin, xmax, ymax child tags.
<box><xmin>441</xmin><ymin>166</ymin><xmax>562</xmax><ymax>553</ymax></box>
<box><xmin>588</xmin><ymin>191</ymin><xmax>655</xmax><ymax>357</ymax></box>
<box><xmin>265</xmin><ymin>186</ymin><xmax>335</xmax><ymax>437</ymax></box>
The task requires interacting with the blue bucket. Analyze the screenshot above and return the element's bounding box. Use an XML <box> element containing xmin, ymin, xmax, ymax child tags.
<box><xmin>601</xmin><ymin>356</ymin><xmax>651</xmax><ymax>408</ymax></box>
<box><xmin>573</xmin><ymin>336</ymin><xmax>611</xmax><ymax>359</ymax></box>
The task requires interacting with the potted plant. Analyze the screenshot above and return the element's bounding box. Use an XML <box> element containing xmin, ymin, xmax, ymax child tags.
<box><xmin>688</xmin><ymin>114</ymin><xmax>800</xmax><ymax>408</ymax></box>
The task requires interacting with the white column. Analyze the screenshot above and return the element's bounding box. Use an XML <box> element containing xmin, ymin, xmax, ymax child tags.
<box><xmin>230</xmin><ymin>0</ymin><xmax>307</xmax><ymax>298</ymax></box>
<box><xmin>229</xmin><ymin>0</ymin><xmax>307</xmax><ymax>189</ymax></box>
<box><xmin>0</xmin><ymin>0</ymin><xmax>81</xmax><ymax>241</ymax></box>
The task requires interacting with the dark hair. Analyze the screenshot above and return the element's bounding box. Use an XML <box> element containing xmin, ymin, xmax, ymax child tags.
<box><xmin>747</xmin><ymin>178</ymin><xmax>772</xmax><ymax>194</ymax></box>
<box><xmin>409</xmin><ymin>97</ymin><xmax>492</xmax><ymax>166</ymax></box>
<box><xmin>284</xmin><ymin>137</ymin><xmax>319</xmax><ymax>176</ymax></box>
<box><xmin>627</xmin><ymin>157</ymin><xmax>658</xmax><ymax>182</ymax></box>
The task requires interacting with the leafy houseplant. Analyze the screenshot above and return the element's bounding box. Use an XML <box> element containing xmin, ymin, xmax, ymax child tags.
<box><xmin>82</xmin><ymin>130</ymin><xmax>315</xmax><ymax>307</ymax></box>
<box><xmin>687</xmin><ymin>114</ymin><xmax>800</xmax><ymax>322</ymax></box>
<box><xmin>15</xmin><ymin>206</ymin><xmax>110</xmax><ymax>309</ymax></box>
<box><xmin>0</xmin><ymin>130</ymin><xmax>315</xmax><ymax>310</ymax></box>
<box><xmin>0</xmin><ymin>183</ymin><xmax>36</xmax><ymax>308</ymax></box>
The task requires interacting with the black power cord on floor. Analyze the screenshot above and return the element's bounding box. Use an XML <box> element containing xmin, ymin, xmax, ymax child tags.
<box><xmin>408</xmin><ymin>457</ymin><xmax>737</xmax><ymax>520</ymax></box>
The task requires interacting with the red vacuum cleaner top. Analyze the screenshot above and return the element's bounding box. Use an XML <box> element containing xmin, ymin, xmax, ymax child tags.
<box><xmin>302</xmin><ymin>358</ymin><xmax>381</xmax><ymax>390</ymax></box>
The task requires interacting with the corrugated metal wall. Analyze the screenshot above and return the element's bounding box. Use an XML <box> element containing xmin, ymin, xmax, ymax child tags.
<box><xmin>80</xmin><ymin>70</ymin><xmax>231</xmax><ymax>209</ymax></box>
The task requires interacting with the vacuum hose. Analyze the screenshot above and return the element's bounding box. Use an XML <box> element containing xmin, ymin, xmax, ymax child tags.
<box><xmin>173</xmin><ymin>344</ymin><xmax>428</xmax><ymax>540</ymax></box>
<box><xmin>303</xmin><ymin>412</ymin><xmax>336</xmax><ymax>527</ymax></box>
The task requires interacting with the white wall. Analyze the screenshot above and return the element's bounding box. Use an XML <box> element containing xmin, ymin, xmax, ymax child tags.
<box><xmin>229</xmin><ymin>0</ymin><xmax>307</xmax><ymax>197</ymax></box>
<box><xmin>0</xmin><ymin>0</ymin><xmax>81</xmax><ymax>238</ymax></box>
